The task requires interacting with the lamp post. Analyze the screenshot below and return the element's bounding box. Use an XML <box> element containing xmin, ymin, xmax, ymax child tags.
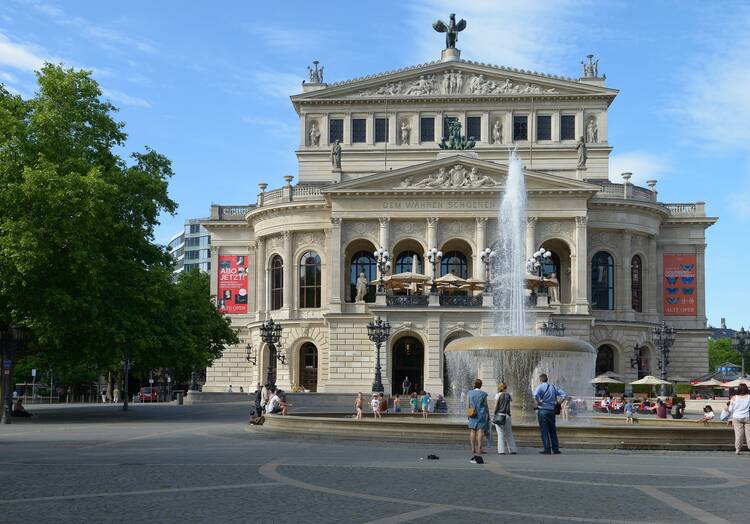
<box><xmin>540</xmin><ymin>320</ymin><xmax>566</xmax><ymax>337</ymax></box>
<box><xmin>426</xmin><ymin>247</ymin><xmax>443</xmax><ymax>293</ymax></box>
<box><xmin>527</xmin><ymin>247</ymin><xmax>553</xmax><ymax>298</ymax></box>
<box><xmin>630</xmin><ymin>344</ymin><xmax>647</xmax><ymax>378</ymax></box>
<box><xmin>260</xmin><ymin>319</ymin><xmax>283</xmax><ymax>388</ymax></box>
<box><xmin>732</xmin><ymin>327</ymin><xmax>749</xmax><ymax>376</ymax></box>
<box><xmin>652</xmin><ymin>321</ymin><xmax>676</xmax><ymax>396</ymax></box>
<box><xmin>367</xmin><ymin>316</ymin><xmax>391</xmax><ymax>393</ymax></box>
<box><xmin>1</xmin><ymin>325</ymin><xmax>29</xmax><ymax>424</ymax></box>
<box><xmin>374</xmin><ymin>246</ymin><xmax>391</xmax><ymax>293</ymax></box>
<box><xmin>480</xmin><ymin>247</ymin><xmax>495</xmax><ymax>292</ymax></box>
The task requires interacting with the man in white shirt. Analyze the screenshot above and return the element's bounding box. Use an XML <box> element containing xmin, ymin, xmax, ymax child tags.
<box><xmin>266</xmin><ymin>389</ymin><xmax>286</xmax><ymax>415</ymax></box>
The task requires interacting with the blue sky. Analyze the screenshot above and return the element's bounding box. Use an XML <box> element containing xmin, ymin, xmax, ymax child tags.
<box><xmin>1</xmin><ymin>0</ymin><xmax>749</xmax><ymax>328</ymax></box>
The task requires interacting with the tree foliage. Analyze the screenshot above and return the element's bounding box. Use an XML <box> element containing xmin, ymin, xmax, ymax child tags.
<box><xmin>0</xmin><ymin>64</ymin><xmax>236</xmax><ymax>384</ymax></box>
<box><xmin>708</xmin><ymin>338</ymin><xmax>740</xmax><ymax>373</ymax></box>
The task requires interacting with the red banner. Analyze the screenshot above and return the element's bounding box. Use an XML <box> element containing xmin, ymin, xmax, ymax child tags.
<box><xmin>217</xmin><ymin>255</ymin><xmax>249</xmax><ymax>314</ymax></box>
<box><xmin>663</xmin><ymin>254</ymin><xmax>696</xmax><ymax>316</ymax></box>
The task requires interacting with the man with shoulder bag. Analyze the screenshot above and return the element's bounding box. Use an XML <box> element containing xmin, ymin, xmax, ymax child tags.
<box><xmin>533</xmin><ymin>373</ymin><xmax>567</xmax><ymax>455</ymax></box>
<box><xmin>493</xmin><ymin>382</ymin><xmax>517</xmax><ymax>455</ymax></box>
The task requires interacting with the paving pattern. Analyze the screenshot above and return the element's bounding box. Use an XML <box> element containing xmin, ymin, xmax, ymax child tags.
<box><xmin>0</xmin><ymin>403</ymin><xmax>747</xmax><ymax>523</ymax></box>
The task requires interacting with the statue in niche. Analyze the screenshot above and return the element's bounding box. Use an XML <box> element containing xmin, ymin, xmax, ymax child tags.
<box><xmin>586</xmin><ymin>117</ymin><xmax>598</xmax><ymax>143</ymax></box>
<box><xmin>355</xmin><ymin>272</ymin><xmax>368</xmax><ymax>302</ymax></box>
<box><xmin>309</xmin><ymin>122</ymin><xmax>320</xmax><ymax>146</ymax></box>
<box><xmin>400</xmin><ymin>121</ymin><xmax>410</xmax><ymax>144</ymax></box>
<box><xmin>330</xmin><ymin>139</ymin><xmax>342</xmax><ymax>169</ymax></box>
<box><xmin>576</xmin><ymin>136</ymin><xmax>587</xmax><ymax>169</ymax></box>
<box><xmin>548</xmin><ymin>272</ymin><xmax>560</xmax><ymax>303</ymax></box>
<box><xmin>492</xmin><ymin>119</ymin><xmax>503</xmax><ymax>144</ymax></box>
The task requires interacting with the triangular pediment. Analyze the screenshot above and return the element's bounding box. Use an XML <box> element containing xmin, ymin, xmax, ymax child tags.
<box><xmin>321</xmin><ymin>153</ymin><xmax>602</xmax><ymax>195</ymax></box>
<box><xmin>293</xmin><ymin>59</ymin><xmax>617</xmax><ymax>104</ymax></box>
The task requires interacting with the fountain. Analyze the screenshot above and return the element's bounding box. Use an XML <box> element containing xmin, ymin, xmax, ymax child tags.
<box><xmin>445</xmin><ymin>151</ymin><xmax>595</xmax><ymax>415</ymax></box>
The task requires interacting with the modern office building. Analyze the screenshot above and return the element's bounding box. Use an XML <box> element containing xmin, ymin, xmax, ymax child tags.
<box><xmin>168</xmin><ymin>219</ymin><xmax>212</xmax><ymax>274</ymax></box>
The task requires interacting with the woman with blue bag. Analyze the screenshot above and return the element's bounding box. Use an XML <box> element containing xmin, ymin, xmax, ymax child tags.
<box><xmin>467</xmin><ymin>378</ymin><xmax>489</xmax><ymax>457</ymax></box>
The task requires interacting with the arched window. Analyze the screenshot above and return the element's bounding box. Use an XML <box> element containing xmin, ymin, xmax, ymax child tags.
<box><xmin>631</xmin><ymin>255</ymin><xmax>642</xmax><ymax>313</ymax></box>
<box><xmin>349</xmin><ymin>250</ymin><xmax>377</xmax><ymax>302</ymax></box>
<box><xmin>270</xmin><ymin>255</ymin><xmax>284</xmax><ymax>310</ymax></box>
<box><xmin>299</xmin><ymin>251</ymin><xmax>321</xmax><ymax>308</ymax></box>
<box><xmin>440</xmin><ymin>250</ymin><xmax>468</xmax><ymax>279</ymax></box>
<box><xmin>591</xmin><ymin>251</ymin><xmax>614</xmax><ymax>310</ymax></box>
<box><xmin>596</xmin><ymin>345</ymin><xmax>615</xmax><ymax>376</ymax></box>
<box><xmin>395</xmin><ymin>251</ymin><xmax>423</xmax><ymax>274</ymax></box>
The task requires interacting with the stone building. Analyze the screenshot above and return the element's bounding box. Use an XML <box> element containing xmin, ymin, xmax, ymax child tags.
<box><xmin>201</xmin><ymin>39</ymin><xmax>716</xmax><ymax>394</ymax></box>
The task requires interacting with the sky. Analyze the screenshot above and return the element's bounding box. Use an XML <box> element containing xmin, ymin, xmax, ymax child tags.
<box><xmin>1</xmin><ymin>0</ymin><xmax>749</xmax><ymax>328</ymax></box>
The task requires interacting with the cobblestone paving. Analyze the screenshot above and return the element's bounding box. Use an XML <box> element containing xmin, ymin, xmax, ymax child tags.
<box><xmin>0</xmin><ymin>403</ymin><xmax>747</xmax><ymax>523</ymax></box>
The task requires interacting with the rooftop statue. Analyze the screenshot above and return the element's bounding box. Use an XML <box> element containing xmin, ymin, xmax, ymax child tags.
<box><xmin>433</xmin><ymin>13</ymin><xmax>466</xmax><ymax>49</ymax></box>
<box><xmin>438</xmin><ymin>120</ymin><xmax>475</xmax><ymax>150</ymax></box>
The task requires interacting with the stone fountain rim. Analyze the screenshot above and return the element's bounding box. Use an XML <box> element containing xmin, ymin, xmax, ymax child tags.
<box><xmin>444</xmin><ymin>335</ymin><xmax>596</xmax><ymax>354</ymax></box>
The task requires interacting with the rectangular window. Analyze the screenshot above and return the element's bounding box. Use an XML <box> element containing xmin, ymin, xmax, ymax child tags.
<box><xmin>513</xmin><ymin>115</ymin><xmax>528</xmax><ymax>141</ymax></box>
<box><xmin>443</xmin><ymin>116</ymin><xmax>458</xmax><ymax>140</ymax></box>
<box><xmin>420</xmin><ymin>117</ymin><xmax>435</xmax><ymax>142</ymax></box>
<box><xmin>186</xmin><ymin>250</ymin><xmax>200</xmax><ymax>260</ymax></box>
<box><xmin>375</xmin><ymin>118</ymin><xmax>389</xmax><ymax>142</ymax></box>
<box><xmin>329</xmin><ymin>118</ymin><xmax>343</xmax><ymax>143</ymax></box>
<box><xmin>466</xmin><ymin>116</ymin><xmax>481</xmax><ymax>141</ymax></box>
<box><xmin>560</xmin><ymin>115</ymin><xmax>576</xmax><ymax>140</ymax></box>
<box><xmin>189</xmin><ymin>224</ymin><xmax>200</xmax><ymax>234</ymax></box>
<box><xmin>536</xmin><ymin>115</ymin><xmax>551</xmax><ymax>141</ymax></box>
<box><xmin>351</xmin><ymin>118</ymin><xmax>366</xmax><ymax>143</ymax></box>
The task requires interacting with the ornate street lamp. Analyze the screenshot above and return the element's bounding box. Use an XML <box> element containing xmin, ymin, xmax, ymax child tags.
<box><xmin>630</xmin><ymin>344</ymin><xmax>645</xmax><ymax>377</ymax></box>
<box><xmin>426</xmin><ymin>247</ymin><xmax>443</xmax><ymax>293</ymax></box>
<box><xmin>1</xmin><ymin>325</ymin><xmax>29</xmax><ymax>424</ymax></box>
<box><xmin>527</xmin><ymin>247</ymin><xmax>553</xmax><ymax>298</ymax></box>
<box><xmin>260</xmin><ymin>319</ymin><xmax>283</xmax><ymax>388</ymax></box>
<box><xmin>732</xmin><ymin>327</ymin><xmax>749</xmax><ymax>376</ymax></box>
<box><xmin>540</xmin><ymin>320</ymin><xmax>566</xmax><ymax>337</ymax></box>
<box><xmin>367</xmin><ymin>316</ymin><xmax>391</xmax><ymax>393</ymax></box>
<box><xmin>374</xmin><ymin>246</ymin><xmax>391</xmax><ymax>293</ymax></box>
<box><xmin>245</xmin><ymin>340</ymin><xmax>257</xmax><ymax>365</ymax></box>
<box><xmin>480</xmin><ymin>247</ymin><xmax>495</xmax><ymax>292</ymax></box>
<box><xmin>652</xmin><ymin>321</ymin><xmax>676</xmax><ymax>396</ymax></box>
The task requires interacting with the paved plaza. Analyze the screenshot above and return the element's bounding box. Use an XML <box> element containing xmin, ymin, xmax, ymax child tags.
<box><xmin>0</xmin><ymin>403</ymin><xmax>746</xmax><ymax>523</ymax></box>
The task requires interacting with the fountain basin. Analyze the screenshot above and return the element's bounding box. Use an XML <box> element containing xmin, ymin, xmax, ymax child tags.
<box><xmin>444</xmin><ymin>335</ymin><xmax>595</xmax><ymax>355</ymax></box>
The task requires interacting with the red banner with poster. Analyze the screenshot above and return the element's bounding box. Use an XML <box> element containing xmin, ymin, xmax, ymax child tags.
<box><xmin>217</xmin><ymin>255</ymin><xmax>249</xmax><ymax>314</ymax></box>
<box><xmin>663</xmin><ymin>254</ymin><xmax>696</xmax><ymax>316</ymax></box>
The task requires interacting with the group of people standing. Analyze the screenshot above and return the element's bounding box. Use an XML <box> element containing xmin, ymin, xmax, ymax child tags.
<box><xmin>355</xmin><ymin>390</ymin><xmax>443</xmax><ymax>419</ymax></box>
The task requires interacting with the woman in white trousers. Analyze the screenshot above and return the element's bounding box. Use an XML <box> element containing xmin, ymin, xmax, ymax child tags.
<box><xmin>494</xmin><ymin>382</ymin><xmax>517</xmax><ymax>455</ymax></box>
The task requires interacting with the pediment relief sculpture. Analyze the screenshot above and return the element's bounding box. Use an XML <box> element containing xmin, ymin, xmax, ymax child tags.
<box><xmin>396</xmin><ymin>164</ymin><xmax>500</xmax><ymax>189</ymax></box>
<box><xmin>358</xmin><ymin>71</ymin><xmax>558</xmax><ymax>97</ymax></box>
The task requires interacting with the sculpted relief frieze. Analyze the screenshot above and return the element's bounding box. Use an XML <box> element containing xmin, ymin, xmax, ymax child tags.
<box><xmin>342</xmin><ymin>221</ymin><xmax>378</xmax><ymax>244</ymax></box>
<box><xmin>358</xmin><ymin>70</ymin><xmax>558</xmax><ymax>97</ymax></box>
<box><xmin>392</xmin><ymin>220</ymin><xmax>426</xmax><ymax>241</ymax></box>
<box><xmin>296</xmin><ymin>231</ymin><xmax>325</xmax><ymax>248</ymax></box>
<box><xmin>396</xmin><ymin>164</ymin><xmax>500</xmax><ymax>189</ymax></box>
<box><xmin>438</xmin><ymin>220</ymin><xmax>471</xmax><ymax>245</ymax></box>
<box><xmin>537</xmin><ymin>220</ymin><xmax>575</xmax><ymax>244</ymax></box>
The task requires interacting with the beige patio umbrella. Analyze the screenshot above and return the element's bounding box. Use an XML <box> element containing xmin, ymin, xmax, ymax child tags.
<box><xmin>459</xmin><ymin>277</ymin><xmax>486</xmax><ymax>292</ymax></box>
<box><xmin>600</xmin><ymin>371</ymin><xmax>625</xmax><ymax>380</ymax></box>
<box><xmin>630</xmin><ymin>375</ymin><xmax>671</xmax><ymax>386</ymax></box>
<box><xmin>383</xmin><ymin>272</ymin><xmax>429</xmax><ymax>292</ymax></box>
<box><xmin>434</xmin><ymin>273</ymin><xmax>467</xmax><ymax>292</ymax></box>
<box><xmin>590</xmin><ymin>375</ymin><xmax>624</xmax><ymax>385</ymax></box>
<box><xmin>693</xmin><ymin>378</ymin><xmax>724</xmax><ymax>387</ymax></box>
<box><xmin>723</xmin><ymin>377</ymin><xmax>750</xmax><ymax>388</ymax></box>
<box><xmin>524</xmin><ymin>274</ymin><xmax>559</xmax><ymax>289</ymax></box>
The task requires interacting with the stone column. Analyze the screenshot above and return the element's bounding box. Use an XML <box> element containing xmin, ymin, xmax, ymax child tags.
<box><xmin>648</xmin><ymin>236</ymin><xmax>658</xmax><ymax>320</ymax></box>
<box><xmin>378</xmin><ymin>217</ymin><xmax>390</xmax><ymax>251</ymax></box>
<box><xmin>620</xmin><ymin>230</ymin><xmax>633</xmax><ymax>319</ymax></box>
<box><xmin>573</xmin><ymin>216</ymin><xmax>589</xmax><ymax>314</ymax></box>
<box><xmin>282</xmin><ymin>231</ymin><xmax>293</xmax><ymax>311</ymax></box>
<box><xmin>255</xmin><ymin>237</ymin><xmax>266</xmax><ymax>314</ymax></box>
<box><xmin>328</xmin><ymin>218</ymin><xmax>342</xmax><ymax>313</ymax></box>
<box><xmin>475</xmin><ymin>217</ymin><xmax>487</xmax><ymax>279</ymax></box>
<box><xmin>526</xmin><ymin>216</ymin><xmax>537</xmax><ymax>259</ymax></box>
<box><xmin>696</xmin><ymin>244</ymin><xmax>707</xmax><ymax>324</ymax></box>
<box><xmin>210</xmin><ymin>245</ymin><xmax>219</xmax><ymax>298</ymax></box>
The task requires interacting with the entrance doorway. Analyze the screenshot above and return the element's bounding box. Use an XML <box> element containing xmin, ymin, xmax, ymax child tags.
<box><xmin>299</xmin><ymin>342</ymin><xmax>318</xmax><ymax>392</ymax></box>
<box><xmin>392</xmin><ymin>336</ymin><xmax>424</xmax><ymax>395</ymax></box>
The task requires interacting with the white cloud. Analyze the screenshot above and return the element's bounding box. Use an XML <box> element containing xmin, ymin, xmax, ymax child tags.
<box><xmin>0</xmin><ymin>32</ymin><xmax>46</xmax><ymax>71</ymax></box>
<box><xmin>609</xmin><ymin>151</ymin><xmax>671</xmax><ymax>185</ymax></box>
<box><xmin>101</xmin><ymin>89</ymin><xmax>151</xmax><ymax>109</ymax></box>
<box><xmin>251</xmin><ymin>71</ymin><xmax>302</xmax><ymax>99</ymax></box>
<box><xmin>672</xmin><ymin>10</ymin><xmax>750</xmax><ymax>151</ymax></box>
<box><xmin>405</xmin><ymin>0</ymin><xmax>581</xmax><ymax>72</ymax></box>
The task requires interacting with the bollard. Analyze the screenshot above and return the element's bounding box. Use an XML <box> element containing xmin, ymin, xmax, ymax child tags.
<box><xmin>176</xmin><ymin>391</ymin><xmax>183</xmax><ymax>405</ymax></box>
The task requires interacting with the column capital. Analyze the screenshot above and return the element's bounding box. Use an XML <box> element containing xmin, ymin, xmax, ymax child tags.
<box><xmin>282</xmin><ymin>230</ymin><xmax>292</xmax><ymax>240</ymax></box>
<box><xmin>330</xmin><ymin>217</ymin><xmax>342</xmax><ymax>227</ymax></box>
<box><xmin>476</xmin><ymin>217</ymin><xmax>489</xmax><ymax>227</ymax></box>
<box><xmin>378</xmin><ymin>217</ymin><xmax>391</xmax><ymax>226</ymax></box>
<box><xmin>575</xmin><ymin>216</ymin><xmax>588</xmax><ymax>227</ymax></box>
<box><xmin>427</xmin><ymin>217</ymin><xmax>439</xmax><ymax>226</ymax></box>
<box><xmin>527</xmin><ymin>216</ymin><xmax>538</xmax><ymax>225</ymax></box>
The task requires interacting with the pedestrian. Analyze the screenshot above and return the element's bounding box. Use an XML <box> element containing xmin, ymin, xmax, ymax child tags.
<box><xmin>239</xmin><ymin>386</ymin><xmax>244</xmax><ymax>393</ymax></box>
<box><xmin>253</xmin><ymin>384</ymin><xmax>263</xmax><ymax>417</ymax></box>
<box><xmin>493</xmin><ymin>382</ymin><xmax>517</xmax><ymax>455</ymax></box>
<box><xmin>265</xmin><ymin>388</ymin><xmax>286</xmax><ymax>415</ymax></box>
<box><xmin>371</xmin><ymin>394</ymin><xmax>381</xmax><ymax>419</ymax></box>
<box><xmin>393</xmin><ymin>393</ymin><xmax>401</xmax><ymax>413</ymax></box>
<box><xmin>378</xmin><ymin>392</ymin><xmax>388</xmax><ymax>415</ymax></box>
<box><xmin>260</xmin><ymin>383</ymin><xmax>269</xmax><ymax>412</ymax></box>
<box><xmin>355</xmin><ymin>392</ymin><xmax>364</xmax><ymax>420</ymax></box>
<box><xmin>720</xmin><ymin>401</ymin><xmax>731</xmax><ymax>423</ymax></box>
<box><xmin>697</xmin><ymin>405</ymin><xmax>715</xmax><ymax>425</ymax></box>
<box><xmin>100</xmin><ymin>390</ymin><xmax>106</xmax><ymax>403</ymax></box>
<box><xmin>560</xmin><ymin>397</ymin><xmax>570</xmax><ymax>421</ymax></box>
<box><xmin>467</xmin><ymin>379</ymin><xmax>489</xmax><ymax>458</ymax></box>
<box><xmin>656</xmin><ymin>399</ymin><xmax>668</xmax><ymax>419</ymax></box>
<box><xmin>402</xmin><ymin>376</ymin><xmax>411</xmax><ymax>395</ymax></box>
<box><xmin>113</xmin><ymin>387</ymin><xmax>120</xmax><ymax>404</ymax></box>
<box><xmin>421</xmin><ymin>391</ymin><xmax>430</xmax><ymax>419</ymax></box>
<box><xmin>410</xmin><ymin>392</ymin><xmax>418</xmax><ymax>414</ymax></box>
<box><xmin>729</xmin><ymin>383</ymin><xmax>750</xmax><ymax>454</ymax></box>
<box><xmin>227</xmin><ymin>385</ymin><xmax>233</xmax><ymax>393</ymax></box>
<box><xmin>533</xmin><ymin>373</ymin><xmax>567</xmax><ymax>455</ymax></box>
<box><xmin>624</xmin><ymin>399</ymin><xmax>637</xmax><ymax>424</ymax></box>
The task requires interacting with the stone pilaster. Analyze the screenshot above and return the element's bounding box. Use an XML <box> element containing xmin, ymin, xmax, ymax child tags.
<box><xmin>696</xmin><ymin>244</ymin><xmax>707</xmax><ymax>325</ymax></box>
<box><xmin>620</xmin><ymin>230</ymin><xmax>633</xmax><ymax>320</ymax></box>
<box><xmin>474</xmin><ymin>217</ymin><xmax>487</xmax><ymax>279</ymax></box>
<box><xmin>328</xmin><ymin>218</ymin><xmax>343</xmax><ymax>313</ymax></box>
<box><xmin>255</xmin><ymin>237</ymin><xmax>266</xmax><ymax>315</ymax></box>
<box><xmin>526</xmin><ymin>216</ymin><xmax>537</xmax><ymax>259</ymax></box>
<box><xmin>573</xmin><ymin>216</ymin><xmax>589</xmax><ymax>314</ymax></box>
<box><xmin>648</xmin><ymin>236</ymin><xmax>658</xmax><ymax>320</ymax></box>
<box><xmin>210</xmin><ymin>245</ymin><xmax>219</xmax><ymax>297</ymax></box>
<box><xmin>282</xmin><ymin>231</ymin><xmax>293</xmax><ymax>311</ymax></box>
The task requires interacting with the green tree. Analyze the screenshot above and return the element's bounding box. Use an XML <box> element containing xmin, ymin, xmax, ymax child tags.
<box><xmin>707</xmin><ymin>338</ymin><xmax>740</xmax><ymax>373</ymax></box>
